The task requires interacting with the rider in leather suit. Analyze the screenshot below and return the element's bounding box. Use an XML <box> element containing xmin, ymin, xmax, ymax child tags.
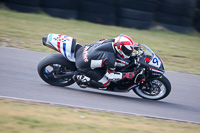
<box><xmin>74</xmin><ymin>34</ymin><xmax>139</xmax><ymax>89</ymax></box>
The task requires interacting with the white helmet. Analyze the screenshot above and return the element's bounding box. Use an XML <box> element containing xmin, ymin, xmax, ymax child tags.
<box><xmin>114</xmin><ymin>34</ymin><xmax>135</xmax><ymax>59</ymax></box>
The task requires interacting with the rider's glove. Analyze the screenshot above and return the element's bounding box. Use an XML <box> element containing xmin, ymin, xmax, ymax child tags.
<box><xmin>122</xmin><ymin>72</ymin><xmax>135</xmax><ymax>79</ymax></box>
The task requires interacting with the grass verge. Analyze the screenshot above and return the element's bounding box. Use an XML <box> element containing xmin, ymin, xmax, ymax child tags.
<box><xmin>0</xmin><ymin>98</ymin><xmax>199</xmax><ymax>133</ymax></box>
<box><xmin>0</xmin><ymin>8</ymin><xmax>200</xmax><ymax>74</ymax></box>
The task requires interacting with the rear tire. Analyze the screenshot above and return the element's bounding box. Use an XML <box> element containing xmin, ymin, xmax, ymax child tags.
<box><xmin>37</xmin><ymin>54</ymin><xmax>77</xmax><ymax>87</ymax></box>
<box><xmin>133</xmin><ymin>75</ymin><xmax>171</xmax><ymax>100</ymax></box>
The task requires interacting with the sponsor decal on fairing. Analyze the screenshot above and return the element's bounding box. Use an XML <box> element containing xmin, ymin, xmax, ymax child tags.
<box><xmin>47</xmin><ymin>33</ymin><xmax>76</xmax><ymax>62</ymax></box>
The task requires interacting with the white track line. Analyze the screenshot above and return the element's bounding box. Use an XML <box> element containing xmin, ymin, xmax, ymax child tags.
<box><xmin>0</xmin><ymin>95</ymin><xmax>199</xmax><ymax>125</ymax></box>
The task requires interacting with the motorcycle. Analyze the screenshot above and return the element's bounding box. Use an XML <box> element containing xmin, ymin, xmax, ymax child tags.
<box><xmin>37</xmin><ymin>33</ymin><xmax>171</xmax><ymax>100</ymax></box>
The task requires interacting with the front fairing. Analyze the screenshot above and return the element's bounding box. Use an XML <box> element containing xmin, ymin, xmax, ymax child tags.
<box><xmin>139</xmin><ymin>45</ymin><xmax>165</xmax><ymax>74</ymax></box>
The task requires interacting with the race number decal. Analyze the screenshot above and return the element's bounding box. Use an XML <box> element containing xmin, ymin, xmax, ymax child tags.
<box><xmin>153</xmin><ymin>57</ymin><xmax>158</xmax><ymax>65</ymax></box>
<box><xmin>149</xmin><ymin>54</ymin><xmax>161</xmax><ymax>68</ymax></box>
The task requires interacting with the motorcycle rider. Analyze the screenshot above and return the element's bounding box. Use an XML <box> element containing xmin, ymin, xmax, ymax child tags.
<box><xmin>74</xmin><ymin>34</ymin><xmax>140</xmax><ymax>89</ymax></box>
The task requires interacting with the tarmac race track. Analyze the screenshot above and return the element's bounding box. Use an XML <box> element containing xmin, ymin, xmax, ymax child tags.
<box><xmin>0</xmin><ymin>46</ymin><xmax>200</xmax><ymax>124</ymax></box>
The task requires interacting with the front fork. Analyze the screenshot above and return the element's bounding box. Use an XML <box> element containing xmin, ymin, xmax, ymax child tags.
<box><xmin>134</xmin><ymin>68</ymin><xmax>146</xmax><ymax>84</ymax></box>
<box><xmin>138</xmin><ymin>74</ymin><xmax>164</xmax><ymax>94</ymax></box>
<box><xmin>130</xmin><ymin>68</ymin><xmax>160</xmax><ymax>91</ymax></box>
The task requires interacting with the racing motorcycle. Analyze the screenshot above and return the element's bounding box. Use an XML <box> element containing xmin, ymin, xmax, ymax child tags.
<box><xmin>37</xmin><ymin>33</ymin><xmax>171</xmax><ymax>100</ymax></box>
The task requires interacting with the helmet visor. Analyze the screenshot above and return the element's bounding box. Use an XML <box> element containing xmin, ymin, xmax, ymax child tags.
<box><xmin>121</xmin><ymin>45</ymin><xmax>133</xmax><ymax>56</ymax></box>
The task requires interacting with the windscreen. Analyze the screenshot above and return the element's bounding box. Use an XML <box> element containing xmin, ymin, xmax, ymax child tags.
<box><xmin>141</xmin><ymin>44</ymin><xmax>163</xmax><ymax>68</ymax></box>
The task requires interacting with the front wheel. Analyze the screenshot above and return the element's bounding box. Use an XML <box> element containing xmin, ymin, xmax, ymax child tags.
<box><xmin>133</xmin><ymin>75</ymin><xmax>171</xmax><ymax>100</ymax></box>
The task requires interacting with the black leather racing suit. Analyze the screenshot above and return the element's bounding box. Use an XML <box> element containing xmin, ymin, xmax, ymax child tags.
<box><xmin>75</xmin><ymin>39</ymin><xmax>116</xmax><ymax>87</ymax></box>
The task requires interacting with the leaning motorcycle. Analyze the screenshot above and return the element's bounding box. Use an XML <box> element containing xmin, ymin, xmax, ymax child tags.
<box><xmin>37</xmin><ymin>33</ymin><xmax>171</xmax><ymax>100</ymax></box>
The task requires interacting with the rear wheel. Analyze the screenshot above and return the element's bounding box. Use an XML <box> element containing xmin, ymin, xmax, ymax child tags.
<box><xmin>38</xmin><ymin>54</ymin><xmax>76</xmax><ymax>87</ymax></box>
<box><xmin>133</xmin><ymin>75</ymin><xmax>171</xmax><ymax>100</ymax></box>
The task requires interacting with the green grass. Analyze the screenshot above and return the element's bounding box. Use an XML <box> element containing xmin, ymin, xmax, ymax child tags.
<box><xmin>0</xmin><ymin>99</ymin><xmax>199</xmax><ymax>133</ymax></box>
<box><xmin>0</xmin><ymin>8</ymin><xmax>200</xmax><ymax>74</ymax></box>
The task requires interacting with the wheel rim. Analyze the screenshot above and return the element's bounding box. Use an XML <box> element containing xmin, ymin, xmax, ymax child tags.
<box><xmin>42</xmin><ymin>64</ymin><xmax>73</xmax><ymax>84</ymax></box>
<box><xmin>135</xmin><ymin>80</ymin><xmax>167</xmax><ymax>99</ymax></box>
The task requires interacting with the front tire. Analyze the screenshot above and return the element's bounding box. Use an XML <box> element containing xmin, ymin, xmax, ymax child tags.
<box><xmin>37</xmin><ymin>54</ymin><xmax>77</xmax><ymax>87</ymax></box>
<box><xmin>133</xmin><ymin>75</ymin><xmax>171</xmax><ymax>100</ymax></box>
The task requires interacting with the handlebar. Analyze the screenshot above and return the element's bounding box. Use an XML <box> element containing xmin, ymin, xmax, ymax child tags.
<box><xmin>130</xmin><ymin>49</ymin><xmax>144</xmax><ymax>65</ymax></box>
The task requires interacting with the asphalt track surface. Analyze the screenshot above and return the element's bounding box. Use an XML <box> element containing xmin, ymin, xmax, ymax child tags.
<box><xmin>0</xmin><ymin>46</ymin><xmax>200</xmax><ymax>124</ymax></box>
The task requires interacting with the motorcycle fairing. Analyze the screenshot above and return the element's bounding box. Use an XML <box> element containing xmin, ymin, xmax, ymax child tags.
<box><xmin>46</xmin><ymin>33</ymin><xmax>76</xmax><ymax>62</ymax></box>
<box><xmin>148</xmin><ymin>54</ymin><xmax>161</xmax><ymax>67</ymax></box>
<box><xmin>140</xmin><ymin>44</ymin><xmax>165</xmax><ymax>71</ymax></box>
<box><xmin>149</xmin><ymin>67</ymin><xmax>164</xmax><ymax>74</ymax></box>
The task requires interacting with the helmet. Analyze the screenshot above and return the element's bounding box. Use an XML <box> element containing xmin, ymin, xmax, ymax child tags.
<box><xmin>114</xmin><ymin>34</ymin><xmax>134</xmax><ymax>59</ymax></box>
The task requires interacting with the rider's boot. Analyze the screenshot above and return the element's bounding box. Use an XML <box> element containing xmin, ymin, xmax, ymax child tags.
<box><xmin>73</xmin><ymin>75</ymin><xmax>90</xmax><ymax>88</ymax></box>
<box><xmin>73</xmin><ymin>74</ymin><xmax>109</xmax><ymax>90</ymax></box>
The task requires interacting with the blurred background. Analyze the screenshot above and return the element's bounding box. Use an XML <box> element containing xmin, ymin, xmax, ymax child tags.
<box><xmin>1</xmin><ymin>0</ymin><xmax>200</xmax><ymax>34</ymax></box>
<box><xmin>0</xmin><ymin>1</ymin><xmax>200</xmax><ymax>132</ymax></box>
<box><xmin>0</xmin><ymin>0</ymin><xmax>200</xmax><ymax>74</ymax></box>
